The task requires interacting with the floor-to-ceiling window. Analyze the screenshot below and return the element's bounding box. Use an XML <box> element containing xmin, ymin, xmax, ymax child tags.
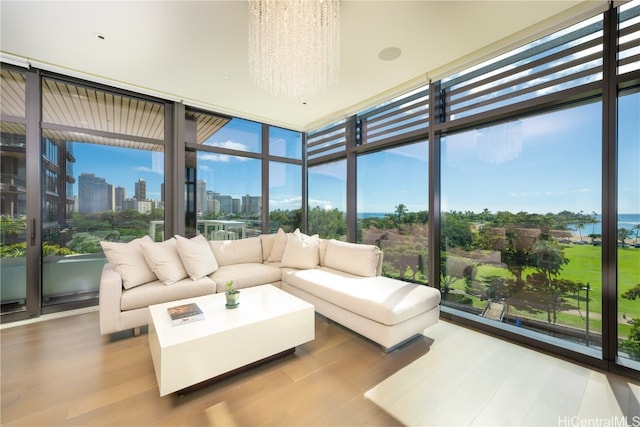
<box><xmin>617</xmin><ymin>88</ymin><xmax>640</xmax><ymax>368</ymax></box>
<box><xmin>441</xmin><ymin>102</ymin><xmax>603</xmax><ymax>352</ymax></box>
<box><xmin>186</xmin><ymin>113</ymin><xmax>263</xmax><ymax>239</ymax></box>
<box><xmin>355</xmin><ymin>86</ymin><xmax>430</xmax><ymax>282</ymax></box>
<box><xmin>268</xmin><ymin>126</ymin><xmax>302</xmax><ymax>233</ymax></box>
<box><xmin>0</xmin><ymin>67</ymin><xmax>28</xmax><ymax>315</ymax></box>
<box><xmin>40</xmin><ymin>77</ymin><xmax>166</xmax><ymax>307</ymax></box>
<box><xmin>357</xmin><ymin>141</ymin><xmax>429</xmax><ymax>283</ymax></box>
<box><xmin>307</xmin><ymin>120</ymin><xmax>348</xmax><ymax>239</ymax></box>
<box><xmin>615</xmin><ymin>0</ymin><xmax>640</xmax><ymax>371</ymax></box>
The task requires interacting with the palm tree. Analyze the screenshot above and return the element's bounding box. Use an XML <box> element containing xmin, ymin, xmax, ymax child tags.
<box><xmin>632</xmin><ymin>223</ymin><xmax>640</xmax><ymax>246</ymax></box>
<box><xmin>394</xmin><ymin>204</ymin><xmax>407</xmax><ymax>221</ymax></box>
<box><xmin>618</xmin><ymin>227</ymin><xmax>631</xmax><ymax>248</ymax></box>
<box><xmin>574</xmin><ymin>222</ymin><xmax>584</xmax><ymax>241</ymax></box>
<box><xmin>528</xmin><ymin>239</ymin><xmax>570</xmax><ymax>324</ymax></box>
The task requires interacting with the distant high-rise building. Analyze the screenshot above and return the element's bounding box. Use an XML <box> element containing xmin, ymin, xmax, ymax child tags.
<box><xmin>196</xmin><ymin>180</ymin><xmax>207</xmax><ymax>214</ymax></box>
<box><xmin>232</xmin><ymin>198</ymin><xmax>241</xmax><ymax>214</ymax></box>
<box><xmin>78</xmin><ymin>173</ymin><xmax>110</xmax><ymax>213</ymax></box>
<box><xmin>160</xmin><ymin>183</ymin><xmax>165</xmax><ymax>203</ymax></box>
<box><xmin>135</xmin><ymin>178</ymin><xmax>146</xmax><ymax>201</ymax></box>
<box><xmin>211</xmin><ymin>199</ymin><xmax>220</xmax><ymax>214</ymax></box>
<box><xmin>137</xmin><ymin>200</ymin><xmax>152</xmax><ymax>214</ymax></box>
<box><xmin>242</xmin><ymin>195</ymin><xmax>261</xmax><ymax>217</ymax></box>
<box><xmin>123</xmin><ymin>198</ymin><xmax>137</xmax><ymax>211</ymax></box>
<box><xmin>114</xmin><ymin>186</ymin><xmax>126</xmax><ymax>211</ymax></box>
<box><xmin>107</xmin><ymin>184</ymin><xmax>115</xmax><ymax>211</ymax></box>
<box><xmin>217</xmin><ymin>195</ymin><xmax>233</xmax><ymax>214</ymax></box>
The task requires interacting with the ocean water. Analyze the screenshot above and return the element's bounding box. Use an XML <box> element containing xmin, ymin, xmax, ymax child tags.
<box><xmin>570</xmin><ymin>214</ymin><xmax>640</xmax><ymax>237</ymax></box>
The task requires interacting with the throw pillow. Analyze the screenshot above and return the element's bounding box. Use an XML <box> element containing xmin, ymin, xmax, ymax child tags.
<box><xmin>175</xmin><ymin>234</ymin><xmax>219</xmax><ymax>280</ymax></box>
<box><xmin>209</xmin><ymin>237</ymin><xmax>262</xmax><ymax>266</ymax></box>
<box><xmin>267</xmin><ymin>227</ymin><xmax>288</xmax><ymax>262</ymax></box>
<box><xmin>140</xmin><ymin>237</ymin><xmax>188</xmax><ymax>285</ymax></box>
<box><xmin>281</xmin><ymin>232</ymin><xmax>320</xmax><ymax>269</ymax></box>
<box><xmin>100</xmin><ymin>235</ymin><xmax>157</xmax><ymax>289</ymax></box>
<box><xmin>323</xmin><ymin>239</ymin><xmax>381</xmax><ymax>277</ymax></box>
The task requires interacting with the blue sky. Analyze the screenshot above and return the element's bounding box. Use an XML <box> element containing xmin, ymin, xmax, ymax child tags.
<box><xmin>72</xmin><ymin>94</ymin><xmax>639</xmax><ymax>216</ymax></box>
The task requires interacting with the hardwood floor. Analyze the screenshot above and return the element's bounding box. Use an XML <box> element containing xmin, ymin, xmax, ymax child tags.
<box><xmin>366</xmin><ymin>321</ymin><xmax>640</xmax><ymax>426</ymax></box>
<box><xmin>2</xmin><ymin>310</ymin><xmax>639</xmax><ymax>426</ymax></box>
<box><xmin>1</xmin><ymin>310</ymin><xmax>428</xmax><ymax>426</ymax></box>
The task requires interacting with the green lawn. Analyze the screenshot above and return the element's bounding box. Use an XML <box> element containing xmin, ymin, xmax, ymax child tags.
<box><xmin>446</xmin><ymin>245</ymin><xmax>640</xmax><ymax>338</ymax></box>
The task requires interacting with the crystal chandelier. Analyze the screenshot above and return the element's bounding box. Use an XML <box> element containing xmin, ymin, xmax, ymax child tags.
<box><xmin>248</xmin><ymin>0</ymin><xmax>340</xmax><ymax>101</ymax></box>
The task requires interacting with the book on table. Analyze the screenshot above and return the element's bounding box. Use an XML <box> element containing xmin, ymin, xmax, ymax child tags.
<box><xmin>167</xmin><ymin>302</ymin><xmax>205</xmax><ymax>326</ymax></box>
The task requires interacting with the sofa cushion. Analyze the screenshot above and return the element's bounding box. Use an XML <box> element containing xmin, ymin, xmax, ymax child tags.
<box><xmin>284</xmin><ymin>267</ymin><xmax>440</xmax><ymax>326</ymax></box>
<box><xmin>209</xmin><ymin>237</ymin><xmax>262</xmax><ymax>266</ymax></box>
<box><xmin>318</xmin><ymin>238</ymin><xmax>329</xmax><ymax>266</ymax></box>
<box><xmin>120</xmin><ymin>277</ymin><xmax>216</xmax><ymax>311</ymax></box>
<box><xmin>260</xmin><ymin>233</ymin><xmax>276</xmax><ymax>262</ymax></box>
<box><xmin>100</xmin><ymin>235</ymin><xmax>157</xmax><ymax>289</ymax></box>
<box><xmin>209</xmin><ymin>263</ymin><xmax>282</xmax><ymax>293</ymax></box>
<box><xmin>323</xmin><ymin>239</ymin><xmax>381</xmax><ymax>277</ymax></box>
<box><xmin>267</xmin><ymin>228</ymin><xmax>288</xmax><ymax>262</ymax></box>
<box><xmin>175</xmin><ymin>234</ymin><xmax>219</xmax><ymax>280</ymax></box>
<box><xmin>281</xmin><ymin>232</ymin><xmax>320</xmax><ymax>270</ymax></box>
<box><xmin>140</xmin><ymin>238</ymin><xmax>189</xmax><ymax>285</ymax></box>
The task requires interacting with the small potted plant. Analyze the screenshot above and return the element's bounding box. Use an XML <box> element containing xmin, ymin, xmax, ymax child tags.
<box><xmin>225</xmin><ymin>280</ymin><xmax>240</xmax><ymax>308</ymax></box>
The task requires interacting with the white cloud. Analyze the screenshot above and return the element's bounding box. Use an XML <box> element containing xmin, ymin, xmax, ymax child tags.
<box><xmin>133</xmin><ymin>166</ymin><xmax>163</xmax><ymax>175</ymax></box>
<box><xmin>209</xmin><ymin>140</ymin><xmax>249</xmax><ymax>151</ymax></box>
<box><xmin>199</xmin><ymin>152</ymin><xmax>232</xmax><ymax>163</ymax></box>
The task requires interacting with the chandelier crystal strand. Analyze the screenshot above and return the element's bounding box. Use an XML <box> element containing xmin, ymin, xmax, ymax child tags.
<box><xmin>248</xmin><ymin>0</ymin><xmax>340</xmax><ymax>101</ymax></box>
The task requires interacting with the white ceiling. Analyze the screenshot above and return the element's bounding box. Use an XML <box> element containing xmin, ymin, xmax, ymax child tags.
<box><xmin>0</xmin><ymin>1</ymin><xmax>608</xmax><ymax>132</ymax></box>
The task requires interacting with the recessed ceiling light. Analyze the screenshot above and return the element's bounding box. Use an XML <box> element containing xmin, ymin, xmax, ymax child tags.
<box><xmin>379</xmin><ymin>47</ymin><xmax>402</xmax><ymax>61</ymax></box>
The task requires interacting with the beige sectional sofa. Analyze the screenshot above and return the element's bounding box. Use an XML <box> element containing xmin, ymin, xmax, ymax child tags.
<box><xmin>99</xmin><ymin>228</ymin><xmax>440</xmax><ymax>351</ymax></box>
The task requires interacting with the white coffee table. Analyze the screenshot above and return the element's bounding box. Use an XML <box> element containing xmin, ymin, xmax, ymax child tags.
<box><xmin>148</xmin><ymin>284</ymin><xmax>315</xmax><ymax>396</ymax></box>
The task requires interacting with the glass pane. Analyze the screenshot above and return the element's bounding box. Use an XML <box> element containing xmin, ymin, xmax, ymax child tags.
<box><xmin>269</xmin><ymin>126</ymin><xmax>302</xmax><ymax>159</ymax></box>
<box><xmin>269</xmin><ymin>161</ymin><xmax>301</xmax><ymax>233</ymax></box>
<box><xmin>357</xmin><ymin>141</ymin><xmax>429</xmax><ymax>284</ymax></box>
<box><xmin>1</xmin><ymin>122</ymin><xmax>27</xmax><ymax>314</ymax></box>
<box><xmin>617</xmin><ymin>89</ymin><xmax>640</xmax><ymax>369</ymax></box>
<box><xmin>41</xmin><ymin>135</ymin><xmax>165</xmax><ymax>305</ymax></box>
<box><xmin>200</xmin><ymin>118</ymin><xmax>261</xmax><ymax>153</ymax></box>
<box><xmin>41</xmin><ymin>77</ymin><xmax>165</xmax><ymax>306</ymax></box>
<box><xmin>196</xmin><ymin>152</ymin><xmax>262</xmax><ymax>239</ymax></box>
<box><xmin>308</xmin><ymin>159</ymin><xmax>346</xmax><ymax>239</ymax></box>
<box><xmin>441</xmin><ymin>101</ymin><xmax>602</xmax><ymax>354</ymax></box>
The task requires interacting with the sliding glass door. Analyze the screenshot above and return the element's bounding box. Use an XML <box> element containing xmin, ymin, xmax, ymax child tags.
<box><xmin>0</xmin><ymin>67</ymin><xmax>30</xmax><ymax>317</ymax></box>
<box><xmin>39</xmin><ymin>76</ymin><xmax>166</xmax><ymax>308</ymax></box>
